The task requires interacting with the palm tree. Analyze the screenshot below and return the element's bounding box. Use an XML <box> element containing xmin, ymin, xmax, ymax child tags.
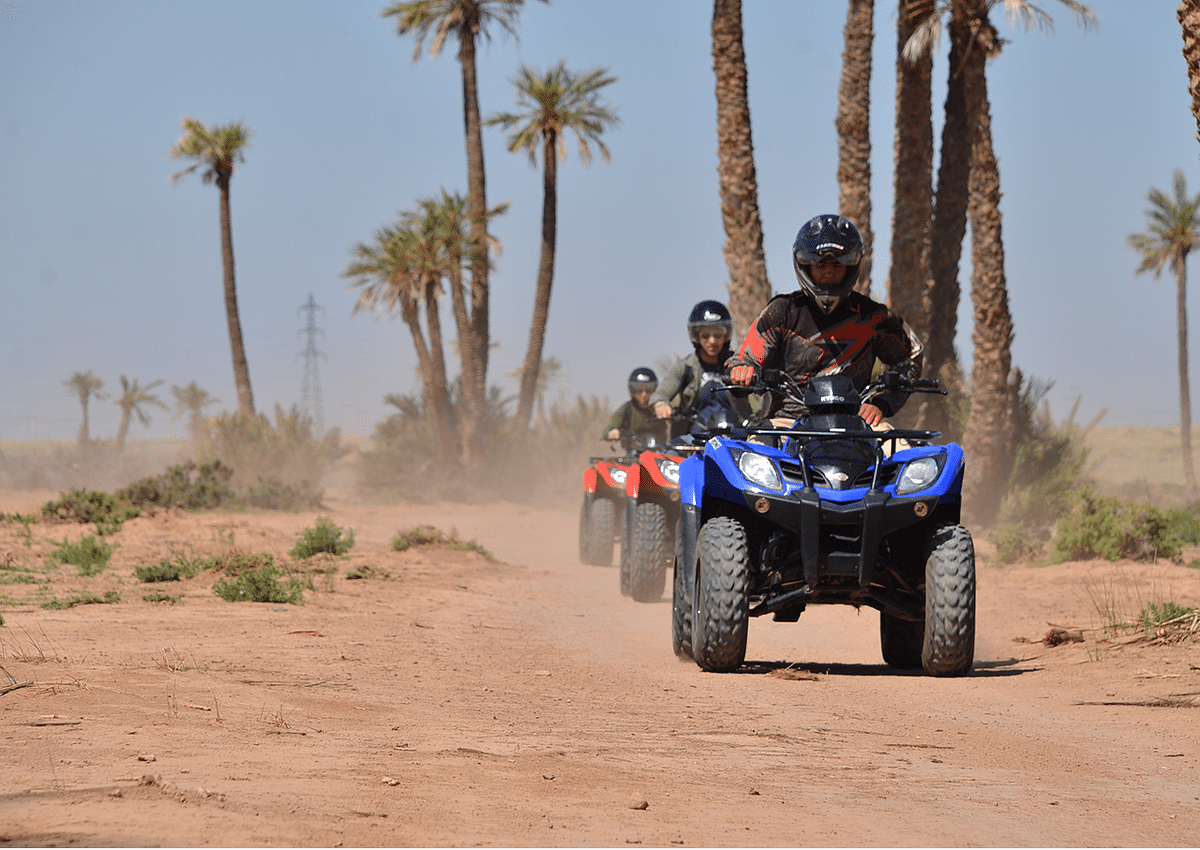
<box><xmin>887</xmin><ymin>0</ymin><xmax>934</xmax><ymax>347</ymax></box>
<box><xmin>412</xmin><ymin>190</ymin><xmax>508</xmax><ymax>463</ymax></box>
<box><xmin>836</xmin><ymin>0</ymin><xmax>876</xmax><ymax>296</ymax></box>
<box><xmin>1179</xmin><ymin>1</ymin><xmax>1200</xmax><ymax>145</ymax></box>
<box><xmin>383</xmin><ymin>0</ymin><xmax>543</xmax><ymax>460</ymax></box>
<box><xmin>171</xmin><ymin>381</ymin><xmax>219</xmax><ymax>440</ymax></box>
<box><xmin>169</xmin><ymin>117</ymin><xmax>255</xmax><ymax>418</ymax></box>
<box><xmin>62</xmin><ymin>371</ymin><xmax>107</xmax><ymax>446</ymax></box>
<box><xmin>947</xmin><ymin>0</ymin><xmax>1095</xmax><ymax>524</ymax></box>
<box><xmin>487</xmin><ymin>61</ymin><xmax>619</xmax><ymax>433</ymax></box>
<box><xmin>113</xmin><ymin>376</ymin><xmax>167</xmax><ymax>450</ymax></box>
<box><xmin>1129</xmin><ymin>169</ymin><xmax>1200</xmax><ymax>499</ymax></box>
<box><xmin>712</xmin><ymin>0</ymin><xmax>772</xmax><ymax>340</ymax></box>
<box><xmin>904</xmin><ymin>1</ymin><xmax>1095</xmax><ymax>436</ymax></box>
<box><xmin>344</xmin><ymin>212</ymin><xmax>458</xmax><ymax>464</ymax></box>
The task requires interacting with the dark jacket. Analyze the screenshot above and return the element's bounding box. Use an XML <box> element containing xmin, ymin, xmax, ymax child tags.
<box><xmin>729</xmin><ymin>291</ymin><xmax>923</xmax><ymax>420</ymax></box>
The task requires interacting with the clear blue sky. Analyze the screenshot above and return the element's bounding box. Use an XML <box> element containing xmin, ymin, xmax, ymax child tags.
<box><xmin>0</xmin><ymin>0</ymin><xmax>1193</xmax><ymax>442</ymax></box>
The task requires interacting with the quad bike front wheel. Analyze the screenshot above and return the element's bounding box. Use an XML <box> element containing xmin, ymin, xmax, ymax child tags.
<box><xmin>921</xmin><ymin>522</ymin><xmax>976</xmax><ymax>676</ymax></box>
<box><xmin>579</xmin><ymin>495</ymin><xmax>616</xmax><ymax>567</ymax></box>
<box><xmin>630</xmin><ymin>501</ymin><xmax>671</xmax><ymax>602</ymax></box>
<box><xmin>692</xmin><ymin>516</ymin><xmax>750</xmax><ymax>672</ymax></box>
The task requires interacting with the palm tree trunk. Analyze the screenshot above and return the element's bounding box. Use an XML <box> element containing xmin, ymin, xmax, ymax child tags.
<box><xmin>516</xmin><ymin>131</ymin><xmax>559</xmax><ymax>433</ymax></box>
<box><xmin>887</xmin><ymin>0</ymin><xmax>934</xmax><ymax>345</ymax></box>
<box><xmin>458</xmin><ymin>31</ymin><xmax>488</xmax><ymax>465</ymax></box>
<box><xmin>423</xmin><ymin>280</ymin><xmax>458</xmax><ymax>464</ymax></box>
<box><xmin>712</xmin><ymin>0</ymin><xmax>772</xmax><ymax>342</ymax></box>
<box><xmin>1179</xmin><ymin>0</ymin><xmax>1200</xmax><ymax>145</ymax></box>
<box><xmin>400</xmin><ymin>289</ymin><xmax>454</xmax><ymax>464</ymax></box>
<box><xmin>919</xmin><ymin>5</ymin><xmax>973</xmax><ymax>430</ymax></box>
<box><xmin>836</xmin><ymin>0</ymin><xmax>874</xmax><ymax>295</ymax></box>
<box><xmin>217</xmin><ymin>177</ymin><xmax>255</xmax><ymax>417</ymax></box>
<box><xmin>78</xmin><ymin>397</ymin><xmax>90</xmax><ymax>446</ymax></box>
<box><xmin>960</xmin><ymin>14</ymin><xmax>1017</xmax><ymax>527</ymax></box>
<box><xmin>1175</xmin><ymin>259</ymin><xmax>1198</xmax><ymax>497</ymax></box>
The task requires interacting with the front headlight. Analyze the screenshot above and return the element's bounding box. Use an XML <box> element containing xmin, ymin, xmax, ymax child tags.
<box><xmin>737</xmin><ymin>451</ymin><xmax>783</xmax><ymax>492</ymax></box>
<box><xmin>657</xmin><ymin>459</ymin><xmax>680</xmax><ymax>484</ymax></box>
<box><xmin>610</xmin><ymin>468</ymin><xmax>627</xmax><ymax>487</ymax></box>
<box><xmin>896</xmin><ymin>456</ymin><xmax>942</xmax><ymax>494</ymax></box>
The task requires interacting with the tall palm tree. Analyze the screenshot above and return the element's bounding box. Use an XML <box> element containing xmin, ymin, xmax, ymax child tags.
<box><xmin>1129</xmin><ymin>169</ymin><xmax>1200</xmax><ymax>499</ymax></box>
<box><xmin>114</xmin><ymin>376</ymin><xmax>167</xmax><ymax>451</ymax></box>
<box><xmin>62</xmin><ymin>371</ymin><xmax>107</xmax><ymax>446</ymax></box>
<box><xmin>957</xmin><ymin>5</ymin><xmax>1015</xmax><ymax>526</ymax></box>
<box><xmin>169</xmin><ymin>117</ymin><xmax>255</xmax><ymax>418</ymax></box>
<box><xmin>383</xmin><ymin>0</ymin><xmax>543</xmax><ymax>459</ymax></box>
<box><xmin>939</xmin><ymin>0</ymin><xmax>1094</xmax><ymax>524</ymax></box>
<box><xmin>412</xmin><ymin>190</ymin><xmax>508</xmax><ymax>463</ymax></box>
<box><xmin>887</xmin><ymin>0</ymin><xmax>934</xmax><ymax>347</ymax></box>
<box><xmin>344</xmin><ymin>213</ymin><xmax>458</xmax><ymax>464</ymax></box>
<box><xmin>904</xmin><ymin>0</ymin><xmax>1094</xmax><ymax>435</ymax></box>
<box><xmin>712</xmin><ymin>0</ymin><xmax>772</xmax><ymax>341</ymax></box>
<box><xmin>487</xmin><ymin>61</ymin><xmax>619</xmax><ymax>433</ymax></box>
<box><xmin>171</xmin><ymin>381</ymin><xmax>219</xmax><ymax>440</ymax></box>
<box><xmin>1178</xmin><ymin>0</ymin><xmax>1200</xmax><ymax>145</ymax></box>
<box><xmin>836</xmin><ymin>0</ymin><xmax>876</xmax><ymax>296</ymax></box>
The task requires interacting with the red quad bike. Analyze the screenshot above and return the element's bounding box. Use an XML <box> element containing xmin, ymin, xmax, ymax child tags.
<box><xmin>579</xmin><ymin>450</ymin><xmax>636</xmax><ymax>566</ymax></box>
<box><xmin>622</xmin><ymin>431</ymin><xmax>692</xmax><ymax>601</ymax></box>
<box><xmin>623</xmin><ymin>401</ymin><xmax>748</xmax><ymax>602</ymax></box>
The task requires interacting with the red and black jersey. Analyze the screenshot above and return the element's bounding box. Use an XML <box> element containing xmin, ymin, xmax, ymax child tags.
<box><xmin>730</xmin><ymin>291</ymin><xmax>924</xmax><ymax>420</ymax></box>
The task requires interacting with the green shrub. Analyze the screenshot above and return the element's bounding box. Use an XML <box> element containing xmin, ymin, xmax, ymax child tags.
<box><xmin>197</xmin><ymin>405</ymin><xmax>349</xmax><ymax>491</ymax></box>
<box><xmin>345</xmin><ymin>564</ymin><xmax>388</xmax><ymax>580</ymax></box>
<box><xmin>117</xmin><ymin>460</ymin><xmax>235</xmax><ymax>510</ymax></box>
<box><xmin>1051</xmin><ymin>488</ymin><xmax>1200</xmax><ymax>563</ymax></box>
<box><xmin>391</xmin><ymin>525</ymin><xmax>491</xmax><ymax>559</ymax></box>
<box><xmin>41</xmin><ymin>590</ymin><xmax>120</xmax><ymax>609</ymax></box>
<box><xmin>290</xmin><ymin>516</ymin><xmax>355</xmax><ymax>559</ymax></box>
<box><xmin>41</xmin><ymin>488</ymin><xmax>139</xmax><ymax>534</ymax></box>
<box><xmin>134</xmin><ymin>555</ymin><xmax>208</xmax><ymax>583</ymax></box>
<box><xmin>208</xmin><ymin>550</ymin><xmax>276</xmax><ymax>577</ymax></box>
<box><xmin>1138</xmin><ymin>600</ymin><xmax>1195</xmax><ymax>629</ymax></box>
<box><xmin>242</xmin><ymin>477</ymin><xmax>323</xmax><ymax>511</ymax></box>
<box><xmin>391</xmin><ymin>525</ymin><xmax>449</xmax><ymax>551</ymax></box>
<box><xmin>212</xmin><ymin>557</ymin><xmax>305</xmax><ymax>604</ymax></box>
<box><xmin>49</xmin><ymin>534</ymin><xmax>116</xmax><ymax>576</ymax></box>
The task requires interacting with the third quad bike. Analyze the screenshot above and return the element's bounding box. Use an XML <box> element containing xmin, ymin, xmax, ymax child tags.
<box><xmin>672</xmin><ymin>370</ymin><xmax>975</xmax><ymax>677</ymax></box>
<box><xmin>578</xmin><ymin>450</ymin><xmax>635</xmax><ymax>567</ymax></box>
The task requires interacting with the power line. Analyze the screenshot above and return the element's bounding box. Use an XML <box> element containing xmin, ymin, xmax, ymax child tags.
<box><xmin>298</xmin><ymin>293</ymin><xmax>326</xmax><ymax>434</ymax></box>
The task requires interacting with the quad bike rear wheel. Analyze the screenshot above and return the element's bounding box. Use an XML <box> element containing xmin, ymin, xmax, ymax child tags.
<box><xmin>692</xmin><ymin>516</ymin><xmax>749</xmax><ymax>672</ymax></box>
<box><xmin>630</xmin><ymin>501</ymin><xmax>670</xmax><ymax>602</ymax></box>
<box><xmin>880</xmin><ymin>611</ymin><xmax>924</xmax><ymax>669</ymax></box>
<box><xmin>921</xmin><ymin>522</ymin><xmax>976</xmax><ymax>676</ymax></box>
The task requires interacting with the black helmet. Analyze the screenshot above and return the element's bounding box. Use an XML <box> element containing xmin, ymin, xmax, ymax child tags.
<box><xmin>627</xmin><ymin>367</ymin><xmax>658</xmax><ymax>396</ymax></box>
<box><xmin>687</xmin><ymin>300</ymin><xmax>734</xmax><ymax>346</ymax></box>
<box><xmin>793</xmin><ymin>214</ymin><xmax>863</xmax><ymax>313</ymax></box>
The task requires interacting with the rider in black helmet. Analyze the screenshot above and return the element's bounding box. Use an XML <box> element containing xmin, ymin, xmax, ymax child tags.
<box><xmin>650</xmin><ymin>300</ymin><xmax>745</xmax><ymax>432</ymax></box>
<box><xmin>729</xmin><ymin>214</ymin><xmax>923</xmax><ymax>426</ymax></box>
<box><xmin>603</xmin><ymin>367</ymin><xmax>663</xmax><ymax>444</ymax></box>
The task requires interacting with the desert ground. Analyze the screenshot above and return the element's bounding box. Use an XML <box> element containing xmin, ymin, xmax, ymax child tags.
<box><xmin>1</xmin><ymin>429</ymin><xmax>1199</xmax><ymax>847</ymax></box>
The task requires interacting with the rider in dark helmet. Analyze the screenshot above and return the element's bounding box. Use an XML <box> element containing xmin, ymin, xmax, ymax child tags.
<box><xmin>651</xmin><ymin>300</ymin><xmax>748</xmax><ymax>432</ymax></box>
<box><xmin>729</xmin><ymin>214</ymin><xmax>923</xmax><ymax>426</ymax></box>
<box><xmin>604</xmin><ymin>367</ymin><xmax>664</xmax><ymax>444</ymax></box>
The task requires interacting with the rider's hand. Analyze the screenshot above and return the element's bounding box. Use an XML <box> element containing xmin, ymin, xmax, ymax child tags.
<box><xmin>606</xmin><ymin>428</ymin><xmax>621</xmax><ymax>441</ymax></box>
<box><xmin>729</xmin><ymin>364</ymin><xmax>755</xmax><ymax>386</ymax></box>
<box><xmin>859</xmin><ymin>403</ymin><xmax>884</xmax><ymax>427</ymax></box>
<box><xmin>653</xmin><ymin>402</ymin><xmax>673</xmax><ymax>419</ymax></box>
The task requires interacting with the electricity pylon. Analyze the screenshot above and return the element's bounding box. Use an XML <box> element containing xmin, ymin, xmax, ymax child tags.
<box><xmin>298</xmin><ymin>293</ymin><xmax>326</xmax><ymax>434</ymax></box>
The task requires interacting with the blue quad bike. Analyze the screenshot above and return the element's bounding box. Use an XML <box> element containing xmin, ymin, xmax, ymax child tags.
<box><xmin>672</xmin><ymin>370</ymin><xmax>976</xmax><ymax>677</ymax></box>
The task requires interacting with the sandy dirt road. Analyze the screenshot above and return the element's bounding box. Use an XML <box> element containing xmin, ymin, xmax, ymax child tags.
<box><xmin>1</xmin><ymin>491</ymin><xmax>1199</xmax><ymax>847</ymax></box>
